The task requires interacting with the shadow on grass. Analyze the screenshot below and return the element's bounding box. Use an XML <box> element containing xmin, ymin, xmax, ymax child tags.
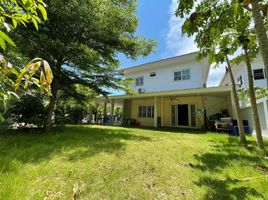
<box><xmin>0</xmin><ymin>126</ymin><xmax>151</xmax><ymax>172</ymax></box>
<box><xmin>195</xmin><ymin>177</ymin><xmax>264</xmax><ymax>200</ymax></box>
<box><xmin>192</xmin><ymin>135</ymin><xmax>267</xmax><ymax>199</ymax></box>
<box><xmin>124</xmin><ymin>126</ymin><xmax>208</xmax><ymax>134</ymax></box>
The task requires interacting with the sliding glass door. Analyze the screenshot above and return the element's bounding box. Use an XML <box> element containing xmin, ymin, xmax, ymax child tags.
<box><xmin>171</xmin><ymin>104</ymin><xmax>196</xmax><ymax>128</ymax></box>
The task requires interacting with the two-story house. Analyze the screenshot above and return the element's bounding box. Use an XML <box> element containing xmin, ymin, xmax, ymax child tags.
<box><xmin>98</xmin><ymin>52</ymin><xmax>234</xmax><ymax>129</ymax></box>
<box><xmin>220</xmin><ymin>55</ymin><xmax>268</xmax><ymax>137</ymax></box>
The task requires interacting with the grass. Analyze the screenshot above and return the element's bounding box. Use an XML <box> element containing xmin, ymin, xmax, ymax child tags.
<box><xmin>0</xmin><ymin>125</ymin><xmax>268</xmax><ymax>200</ymax></box>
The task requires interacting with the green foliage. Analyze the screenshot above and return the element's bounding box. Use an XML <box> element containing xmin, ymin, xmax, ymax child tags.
<box><xmin>11</xmin><ymin>0</ymin><xmax>156</xmax><ymax>97</ymax></box>
<box><xmin>0</xmin><ymin>0</ymin><xmax>49</xmax><ymax>115</ymax></box>
<box><xmin>67</xmin><ymin>106</ymin><xmax>87</xmax><ymax>124</ymax></box>
<box><xmin>55</xmin><ymin>84</ymin><xmax>97</xmax><ymax>124</ymax></box>
<box><xmin>0</xmin><ymin>0</ymin><xmax>47</xmax><ymax>51</ymax></box>
<box><xmin>7</xmin><ymin>94</ymin><xmax>45</xmax><ymax>127</ymax></box>
<box><xmin>238</xmin><ymin>87</ymin><xmax>268</xmax><ymax>101</ymax></box>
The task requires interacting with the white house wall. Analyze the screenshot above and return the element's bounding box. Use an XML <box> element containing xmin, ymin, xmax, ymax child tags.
<box><xmin>126</xmin><ymin>60</ymin><xmax>205</xmax><ymax>93</ymax></box>
<box><xmin>221</xmin><ymin>56</ymin><xmax>267</xmax><ymax>88</ymax></box>
<box><xmin>241</xmin><ymin>100</ymin><xmax>268</xmax><ymax>137</ymax></box>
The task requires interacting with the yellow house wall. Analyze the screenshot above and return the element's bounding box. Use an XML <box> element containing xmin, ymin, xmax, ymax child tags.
<box><xmin>131</xmin><ymin>98</ymin><xmax>157</xmax><ymax>126</ymax></box>
<box><xmin>131</xmin><ymin>96</ymin><xmax>204</xmax><ymax>128</ymax></box>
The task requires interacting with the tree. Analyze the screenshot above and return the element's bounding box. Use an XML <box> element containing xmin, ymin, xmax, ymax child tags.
<box><xmin>178</xmin><ymin>1</ymin><xmax>247</xmax><ymax>143</ymax></box>
<box><xmin>12</xmin><ymin>0</ymin><xmax>156</xmax><ymax>130</ymax></box>
<box><xmin>243</xmin><ymin>0</ymin><xmax>268</xmax><ymax>86</ymax></box>
<box><xmin>177</xmin><ymin>0</ymin><xmax>264</xmax><ymax>148</ymax></box>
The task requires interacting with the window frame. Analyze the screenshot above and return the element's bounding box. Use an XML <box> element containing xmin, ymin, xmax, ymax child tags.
<box><xmin>174</xmin><ymin>68</ymin><xmax>190</xmax><ymax>81</ymax></box>
<box><xmin>135</xmin><ymin>76</ymin><xmax>144</xmax><ymax>86</ymax></box>
<box><xmin>253</xmin><ymin>68</ymin><xmax>265</xmax><ymax>80</ymax></box>
<box><xmin>138</xmin><ymin>105</ymin><xmax>154</xmax><ymax>118</ymax></box>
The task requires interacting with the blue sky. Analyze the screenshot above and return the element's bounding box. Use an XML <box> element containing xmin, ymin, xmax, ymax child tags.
<box><xmin>118</xmin><ymin>0</ymin><xmax>225</xmax><ymax>87</ymax></box>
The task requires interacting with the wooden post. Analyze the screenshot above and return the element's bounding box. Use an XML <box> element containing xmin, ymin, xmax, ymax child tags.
<box><xmin>154</xmin><ymin>96</ymin><xmax>158</xmax><ymax>127</ymax></box>
<box><xmin>111</xmin><ymin>99</ymin><xmax>115</xmax><ymax>125</ymax></box>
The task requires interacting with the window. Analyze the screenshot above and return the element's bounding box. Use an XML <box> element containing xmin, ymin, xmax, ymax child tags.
<box><xmin>174</xmin><ymin>69</ymin><xmax>190</xmax><ymax>81</ymax></box>
<box><xmin>138</xmin><ymin>105</ymin><xmax>154</xmax><ymax>118</ymax></box>
<box><xmin>253</xmin><ymin>69</ymin><xmax>265</xmax><ymax>80</ymax></box>
<box><xmin>147</xmin><ymin>105</ymin><xmax>154</xmax><ymax>118</ymax></box>
<box><xmin>135</xmin><ymin>76</ymin><xmax>144</xmax><ymax>86</ymax></box>
<box><xmin>237</xmin><ymin>75</ymin><xmax>243</xmax><ymax>86</ymax></box>
<box><xmin>174</xmin><ymin>71</ymin><xmax>181</xmax><ymax>81</ymax></box>
<box><xmin>150</xmin><ymin>72</ymin><xmax>156</xmax><ymax>77</ymax></box>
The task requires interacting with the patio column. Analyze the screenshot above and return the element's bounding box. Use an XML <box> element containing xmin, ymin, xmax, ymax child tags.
<box><xmin>154</xmin><ymin>96</ymin><xmax>158</xmax><ymax>127</ymax></box>
<box><xmin>111</xmin><ymin>99</ymin><xmax>115</xmax><ymax>125</ymax></box>
<box><xmin>161</xmin><ymin>97</ymin><xmax>164</xmax><ymax>126</ymax></box>
<box><xmin>104</xmin><ymin>101</ymin><xmax>107</xmax><ymax>117</ymax></box>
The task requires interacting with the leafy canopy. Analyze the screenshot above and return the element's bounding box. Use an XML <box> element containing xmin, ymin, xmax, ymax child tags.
<box><xmin>12</xmin><ymin>0</ymin><xmax>156</xmax><ymax>97</ymax></box>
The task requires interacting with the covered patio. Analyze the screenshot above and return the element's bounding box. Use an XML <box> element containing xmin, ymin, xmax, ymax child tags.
<box><xmin>96</xmin><ymin>86</ymin><xmax>234</xmax><ymax>130</ymax></box>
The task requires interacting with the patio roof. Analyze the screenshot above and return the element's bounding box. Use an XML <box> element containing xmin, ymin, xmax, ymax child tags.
<box><xmin>97</xmin><ymin>86</ymin><xmax>232</xmax><ymax>102</ymax></box>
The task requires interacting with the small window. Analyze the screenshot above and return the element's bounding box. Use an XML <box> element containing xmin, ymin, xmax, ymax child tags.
<box><xmin>174</xmin><ymin>69</ymin><xmax>190</xmax><ymax>81</ymax></box>
<box><xmin>237</xmin><ymin>75</ymin><xmax>243</xmax><ymax>86</ymax></box>
<box><xmin>150</xmin><ymin>72</ymin><xmax>156</xmax><ymax>77</ymax></box>
<box><xmin>135</xmin><ymin>76</ymin><xmax>144</xmax><ymax>86</ymax></box>
<box><xmin>253</xmin><ymin>69</ymin><xmax>265</xmax><ymax>80</ymax></box>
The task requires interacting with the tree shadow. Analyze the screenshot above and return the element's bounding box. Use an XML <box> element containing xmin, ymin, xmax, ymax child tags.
<box><xmin>126</xmin><ymin>126</ymin><xmax>208</xmax><ymax>134</ymax></box>
<box><xmin>195</xmin><ymin>177</ymin><xmax>264</xmax><ymax>200</ymax></box>
<box><xmin>192</xmin><ymin>135</ymin><xmax>268</xmax><ymax>199</ymax></box>
<box><xmin>0</xmin><ymin>126</ymin><xmax>151</xmax><ymax>173</ymax></box>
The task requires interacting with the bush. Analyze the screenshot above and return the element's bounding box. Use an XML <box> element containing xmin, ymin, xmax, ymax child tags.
<box><xmin>67</xmin><ymin>106</ymin><xmax>87</xmax><ymax>124</ymax></box>
<box><xmin>7</xmin><ymin>94</ymin><xmax>45</xmax><ymax>128</ymax></box>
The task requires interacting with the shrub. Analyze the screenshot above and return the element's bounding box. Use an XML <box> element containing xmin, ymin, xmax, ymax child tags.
<box><xmin>67</xmin><ymin>106</ymin><xmax>87</xmax><ymax>124</ymax></box>
<box><xmin>7</xmin><ymin>94</ymin><xmax>45</xmax><ymax>128</ymax></box>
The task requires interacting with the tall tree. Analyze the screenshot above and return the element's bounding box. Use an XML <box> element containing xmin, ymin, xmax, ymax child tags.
<box><xmin>178</xmin><ymin>1</ymin><xmax>247</xmax><ymax>143</ymax></box>
<box><xmin>244</xmin><ymin>0</ymin><xmax>268</xmax><ymax>86</ymax></box>
<box><xmin>177</xmin><ymin>0</ymin><xmax>264</xmax><ymax>148</ymax></box>
<box><xmin>12</xmin><ymin>0</ymin><xmax>156</xmax><ymax>130</ymax></box>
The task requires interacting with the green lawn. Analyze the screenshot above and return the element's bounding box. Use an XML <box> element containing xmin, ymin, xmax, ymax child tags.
<box><xmin>0</xmin><ymin>125</ymin><xmax>268</xmax><ymax>199</ymax></box>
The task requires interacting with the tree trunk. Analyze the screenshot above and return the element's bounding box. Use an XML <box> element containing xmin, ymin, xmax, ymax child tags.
<box><xmin>226</xmin><ymin>56</ymin><xmax>247</xmax><ymax>144</ymax></box>
<box><xmin>44</xmin><ymin>79</ymin><xmax>59</xmax><ymax>131</ymax></box>
<box><xmin>251</xmin><ymin>0</ymin><xmax>268</xmax><ymax>86</ymax></box>
<box><xmin>243</xmin><ymin>44</ymin><xmax>265</xmax><ymax>149</ymax></box>
<box><xmin>44</xmin><ymin>62</ymin><xmax>61</xmax><ymax>131</ymax></box>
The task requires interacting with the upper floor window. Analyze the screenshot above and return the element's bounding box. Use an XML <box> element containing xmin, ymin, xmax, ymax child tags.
<box><xmin>253</xmin><ymin>69</ymin><xmax>265</xmax><ymax>80</ymax></box>
<box><xmin>174</xmin><ymin>69</ymin><xmax>190</xmax><ymax>81</ymax></box>
<box><xmin>135</xmin><ymin>76</ymin><xmax>144</xmax><ymax>86</ymax></box>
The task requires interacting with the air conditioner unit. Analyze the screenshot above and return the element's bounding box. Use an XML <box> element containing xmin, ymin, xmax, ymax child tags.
<box><xmin>138</xmin><ymin>88</ymin><xmax>145</xmax><ymax>93</ymax></box>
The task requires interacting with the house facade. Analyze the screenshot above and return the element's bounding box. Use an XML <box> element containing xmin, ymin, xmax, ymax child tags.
<box><xmin>98</xmin><ymin>52</ymin><xmax>234</xmax><ymax>129</ymax></box>
<box><xmin>220</xmin><ymin>55</ymin><xmax>268</xmax><ymax>137</ymax></box>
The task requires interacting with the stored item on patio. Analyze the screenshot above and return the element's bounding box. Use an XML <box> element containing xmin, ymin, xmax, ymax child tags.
<box><xmin>215</xmin><ymin>117</ymin><xmax>232</xmax><ymax>132</ymax></box>
<box><xmin>230</xmin><ymin>120</ymin><xmax>251</xmax><ymax>136</ymax></box>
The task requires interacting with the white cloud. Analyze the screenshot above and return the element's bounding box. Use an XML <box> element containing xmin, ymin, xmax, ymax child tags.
<box><xmin>164</xmin><ymin>0</ymin><xmax>197</xmax><ymax>57</ymax></box>
<box><xmin>165</xmin><ymin>0</ymin><xmax>225</xmax><ymax>86</ymax></box>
